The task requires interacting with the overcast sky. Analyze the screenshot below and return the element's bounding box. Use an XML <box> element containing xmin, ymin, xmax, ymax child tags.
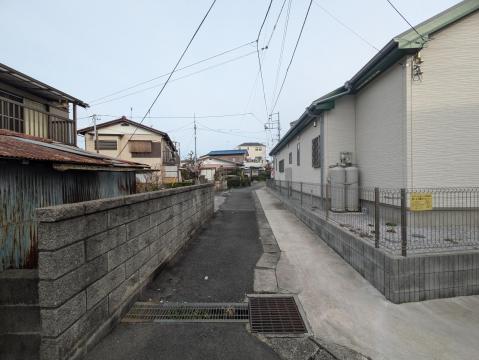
<box><xmin>2</xmin><ymin>0</ymin><xmax>458</xmax><ymax>158</ymax></box>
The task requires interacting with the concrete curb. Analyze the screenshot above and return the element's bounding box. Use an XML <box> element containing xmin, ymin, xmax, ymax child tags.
<box><xmin>252</xmin><ymin>190</ymin><xmax>280</xmax><ymax>294</ymax></box>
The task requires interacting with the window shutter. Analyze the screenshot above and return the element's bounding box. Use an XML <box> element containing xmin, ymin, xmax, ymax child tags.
<box><xmin>129</xmin><ymin>140</ymin><xmax>152</xmax><ymax>153</ymax></box>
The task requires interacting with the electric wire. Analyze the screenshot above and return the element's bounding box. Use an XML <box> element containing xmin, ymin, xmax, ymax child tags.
<box><xmin>271</xmin><ymin>0</ymin><xmax>313</xmax><ymax>113</ymax></box>
<box><xmin>80</xmin><ymin>112</ymin><xmax>258</xmax><ymax>120</ymax></box>
<box><xmin>117</xmin><ymin>0</ymin><xmax>218</xmax><ymax>157</ymax></box>
<box><xmin>385</xmin><ymin>0</ymin><xmax>426</xmax><ymax>42</ymax></box>
<box><xmin>88</xmin><ymin>40</ymin><xmax>255</xmax><ymax>104</ymax></box>
<box><xmin>264</xmin><ymin>0</ymin><xmax>288</xmax><ymax>50</ymax></box>
<box><xmin>313</xmin><ymin>0</ymin><xmax>379</xmax><ymax>51</ymax></box>
<box><xmin>91</xmin><ymin>50</ymin><xmax>255</xmax><ymax>107</ymax></box>
<box><xmin>256</xmin><ymin>0</ymin><xmax>274</xmax><ymax>118</ymax></box>
<box><xmin>270</xmin><ymin>0</ymin><xmax>292</xmax><ymax>109</ymax></box>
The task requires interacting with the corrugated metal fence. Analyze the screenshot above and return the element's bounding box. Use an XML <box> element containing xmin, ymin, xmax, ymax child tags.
<box><xmin>0</xmin><ymin>162</ymin><xmax>135</xmax><ymax>271</ymax></box>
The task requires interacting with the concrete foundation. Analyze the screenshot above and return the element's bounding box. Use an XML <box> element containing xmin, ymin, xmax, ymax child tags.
<box><xmin>267</xmin><ymin>187</ymin><xmax>479</xmax><ymax>303</ymax></box>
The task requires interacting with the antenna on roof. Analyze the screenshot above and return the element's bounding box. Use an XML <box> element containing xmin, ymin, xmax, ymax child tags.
<box><xmin>130</xmin><ymin>107</ymin><xmax>133</xmax><ymax>120</ymax></box>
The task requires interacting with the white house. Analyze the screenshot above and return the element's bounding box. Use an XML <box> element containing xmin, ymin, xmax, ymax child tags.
<box><xmin>271</xmin><ymin>0</ymin><xmax>479</xmax><ymax>189</ymax></box>
<box><xmin>198</xmin><ymin>156</ymin><xmax>242</xmax><ymax>181</ymax></box>
<box><xmin>237</xmin><ymin>142</ymin><xmax>267</xmax><ymax>164</ymax></box>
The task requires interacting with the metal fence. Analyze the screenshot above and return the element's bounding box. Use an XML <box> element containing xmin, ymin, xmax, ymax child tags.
<box><xmin>267</xmin><ymin>179</ymin><xmax>479</xmax><ymax>256</ymax></box>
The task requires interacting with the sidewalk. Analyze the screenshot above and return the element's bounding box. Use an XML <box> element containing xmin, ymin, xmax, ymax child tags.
<box><xmin>256</xmin><ymin>188</ymin><xmax>479</xmax><ymax>360</ymax></box>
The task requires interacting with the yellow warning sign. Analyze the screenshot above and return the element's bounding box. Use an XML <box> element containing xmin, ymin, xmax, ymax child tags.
<box><xmin>410</xmin><ymin>192</ymin><xmax>433</xmax><ymax>211</ymax></box>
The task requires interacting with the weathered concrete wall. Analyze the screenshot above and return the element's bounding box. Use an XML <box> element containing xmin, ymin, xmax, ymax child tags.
<box><xmin>36</xmin><ymin>184</ymin><xmax>213</xmax><ymax>360</ymax></box>
<box><xmin>268</xmin><ymin>188</ymin><xmax>479</xmax><ymax>303</ymax></box>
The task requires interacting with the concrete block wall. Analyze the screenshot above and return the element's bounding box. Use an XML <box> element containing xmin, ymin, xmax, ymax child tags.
<box><xmin>268</xmin><ymin>187</ymin><xmax>479</xmax><ymax>304</ymax></box>
<box><xmin>36</xmin><ymin>184</ymin><xmax>213</xmax><ymax>360</ymax></box>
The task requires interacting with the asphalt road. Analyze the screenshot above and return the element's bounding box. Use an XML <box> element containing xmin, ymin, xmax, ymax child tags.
<box><xmin>86</xmin><ymin>186</ymin><xmax>280</xmax><ymax>360</ymax></box>
<box><xmin>140</xmin><ymin>186</ymin><xmax>262</xmax><ymax>302</ymax></box>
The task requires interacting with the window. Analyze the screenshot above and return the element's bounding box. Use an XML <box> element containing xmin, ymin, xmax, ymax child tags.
<box><xmin>297</xmin><ymin>143</ymin><xmax>300</xmax><ymax>166</ymax></box>
<box><xmin>129</xmin><ymin>140</ymin><xmax>152</xmax><ymax>153</ymax></box>
<box><xmin>95</xmin><ymin>140</ymin><xmax>117</xmax><ymax>150</ymax></box>
<box><xmin>130</xmin><ymin>141</ymin><xmax>162</xmax><ymax>158</ymax></box>
<box><xmin>288</xmin><ymin>152</ymin><xmax>292</xmax><ymax>164</ymax></box>
<box><xmin>0</xmin><ymin>90</ymin><xmax>23</xmax><ymax>103</ymax></box>
<box><xmin>312</xmin><ymin>136</ymin><xmax>321</xmax><ymax>168</ymax></box>
<box><xmin>278</xmin><ymin>159</ymin><xmax>284</xmax><ymax>173</ymax></box>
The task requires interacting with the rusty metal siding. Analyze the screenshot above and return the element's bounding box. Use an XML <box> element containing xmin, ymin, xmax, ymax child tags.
<box><xmin>0</xmin><ymin>162</ymin><xmax>136</xmax><ymax>271</ymax></box>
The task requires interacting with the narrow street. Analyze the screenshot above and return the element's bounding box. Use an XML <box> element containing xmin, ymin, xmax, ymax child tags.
<box><xmin>85</xmin><ymin>186</ymin><xmax>281</xmax><ymax>360</ymax></box>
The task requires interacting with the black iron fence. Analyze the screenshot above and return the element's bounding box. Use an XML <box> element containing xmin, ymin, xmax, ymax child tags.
<box><xmin>267</xmin><ymin>179</ymin><xmax>479</xmax><ymax>256</ymax></box>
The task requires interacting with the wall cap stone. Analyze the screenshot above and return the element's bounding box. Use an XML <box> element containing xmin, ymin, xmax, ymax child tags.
<box><xmin>35</xmin><ymin>184</ymin><xmax>213</xmax><ymax>222</ymax></box>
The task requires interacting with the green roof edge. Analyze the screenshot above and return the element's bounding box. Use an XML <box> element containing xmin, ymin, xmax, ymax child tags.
<box><xmin>269</xmin><ymin>0</ymin><xmax>478</xmax><ymax>156</ymax></box>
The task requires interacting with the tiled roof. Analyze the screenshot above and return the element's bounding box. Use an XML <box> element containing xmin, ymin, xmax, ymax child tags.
<box><xmin>238</xmin><ymin>142</ymin><xmax>265</xmax><ymax>147</ymax></box>
<box><xmin>207</xmin><ymin>149</ymin><xmax>248</xmax><ymax>156</ymax></box>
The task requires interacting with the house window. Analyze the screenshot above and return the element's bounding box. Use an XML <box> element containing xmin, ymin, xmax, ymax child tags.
<box><xmin>288</xmin><ymin>152</ymin><xmax>292</xmax><ymax>164</ymax></box>
<box><xmin>312</xmin><ymin>136</ymin><xmax>321</xmax><ymax>168</ymax></box>
<box><xmin>129</xmin><ymin>140</ymin><xmax>152</xmax><ymax>153</ymax></box>
<box><xmin>95</xmin><ymin>140</ymin><xmax>117</xmax><ymax>150</ymax></box>
<box><xmin>130</xmin><ymin>141</ymin><xmax>162</xmax><ymax>158</ymax></box>
<box><xmin>297</xmin><ymin>143</ymin><xmax>300</xmax><ymax>166</ymax></box>
<box><xmin>279</xmin><ymin>159</ymin><xmax>284</xmax><ymax>173</ymax></box>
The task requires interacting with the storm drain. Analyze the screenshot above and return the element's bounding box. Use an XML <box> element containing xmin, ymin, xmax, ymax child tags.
<box><xmin>123</xmin><ymin>302</ymin><xmax>249</xmax><ymax>323</ymax></box>
<box><xmin>248</xmin><ymin>296</ymin><xmax>307</xmax><ymax>334</ymax></box>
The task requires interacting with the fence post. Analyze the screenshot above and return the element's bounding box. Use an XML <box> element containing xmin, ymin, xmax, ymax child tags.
<box><xmin>401</xmin><ymin>188</ymin><xmax>407</xmax><ymax>257</ymax></box>
<box><xmin>326</xmin><ymin>183</ymin><xmax>330</xmax><ymax>221</ymax></box>
<box><xmin>300</xmin><ymin>182</ymin><xmax>303</xmax><ymax>207</ymax></box>
<box><xmin>374</xmin><ymin>187</ymin><xmax>380</xmax><ymax>248</ymax></box>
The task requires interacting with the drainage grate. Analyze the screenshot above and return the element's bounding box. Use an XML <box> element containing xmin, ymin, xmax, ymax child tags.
<box><xmin>123</xmin><ymin>302</ymin><xmax>249</xmax><ymax>323</ymax></box>
<box><xmin>248</xmin><ymin>296</ymin><xmax>307</xmax><ymax>334</ymax></box>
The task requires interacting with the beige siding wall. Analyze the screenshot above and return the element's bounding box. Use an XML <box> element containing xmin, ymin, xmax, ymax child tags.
<box><xmin>355</xmin><ymin>63</ymin><xmax>407</xmax><ymax>188</ymax></box>
<box><xmin>273</xmin><ymin>119</ymin><xmax>322</xmax><ymax>184</ymax></box>
<box><xmin>84</xmin><ymin>123</ymin><xmax>163</xmax><ymax>170</ymax></box>
<box><xmin>324</xmin><ymin>95</ymin><xmax>356</xmax><ymax>169</ymax></box>
<box><xmin>408</xmin><ymin>11</ymin><xmax>479</xmax><ymax>188</ymax></box>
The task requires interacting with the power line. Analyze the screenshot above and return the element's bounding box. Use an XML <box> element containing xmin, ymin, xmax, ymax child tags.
<box><xmin>385</xmin><ymin>0</ymin><xmax>426</xmax><ymax>42</ymax></box>
<box><xmin>196</xmin><ymin>122</ymin><xmax>265</xmax><ymax>140</ymax></box>
<box><xmin>117</xmin><ymin>0</ymin><xmax>218</xmax><ymax>157</ymax></box>
<box><xmin>79</xmin><ymin>112</ymin><xmax>259</xmax><ymax>120</ymax></box>
<box><xmin>271</xmin><ymin>0</ymin><xmax>313</xmax><ymax>113</ymax></box>
<box><xmin>90</xmin><ymin>50</ymin><xmax>255</xmax><ymax>106</ymax></box>
<box><xmin>313</xmin><ymin>0</ymin><xmax>379</xmax><ymax>51</ymax></box>
<box><xmin>256</xmin><ymin>0</ymin><xmax>274</xmax><ymax>118</ymax></box>
<box><xmin>271</xmin><ymin>0</ymin><xmax>292</xmax><ymax>109</ymax></box>
<box><xmin>264</xmin><ymin>0</ymin><xmax>288</xmax><ymax>50</ymax></box>
<box><xmin>88</xmin><ymin>41</ymin><xmax>255</xmax><ymax>104</ymax></box>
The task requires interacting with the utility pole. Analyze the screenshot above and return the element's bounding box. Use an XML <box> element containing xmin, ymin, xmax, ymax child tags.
<box><xmin>173</xmin><ymin>141</ymin><xmax>181</xmax><ymax>160</ymax></box>
<box><xmin>193</xmin><ymin>113</ymin><xmax>197</xmax><ymax>162</ymax></box>
<box><xmin>265</xmin><ymin>112</ymin><xmax>281</xmax><ymax>143</ymax></box>
<box><xmin>93</xmin><ymin>114</ymin><xmax>99</xmax><ymax>153</ymax></box>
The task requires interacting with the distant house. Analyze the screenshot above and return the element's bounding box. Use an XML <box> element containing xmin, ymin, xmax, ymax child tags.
<box><xmin>270</xmin><ymin>0</ymin><xmax>479</xmax><ymax>189</ymax></box>
<box><xmin>237</xmin><ymin>142</ymin><xmax>267</xmax><ymax>164</ymax></box>
<box><xmin>198</xmin><ymin>156</ymin><xmax>242</xmax><ymax>181</ymax></box>
<box><xmin>78</xmin><ymin>116</ymin><xmax>180</xmax><ymax>184</ymax></box>
<box><xmin>206</xmin><ymin>149</ymin><xmax>248</xmax><ymax>164</ymax></box>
